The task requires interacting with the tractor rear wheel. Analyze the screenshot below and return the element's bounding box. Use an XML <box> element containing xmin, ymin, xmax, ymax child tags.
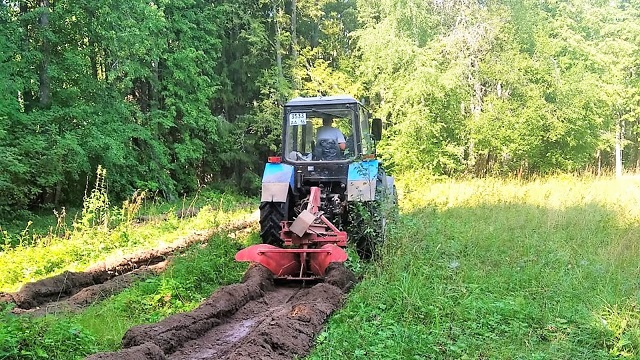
<box><xmin>259</xmin><ymin>201</ymin><xmax>287</xmax><ymax>246</ymax></box>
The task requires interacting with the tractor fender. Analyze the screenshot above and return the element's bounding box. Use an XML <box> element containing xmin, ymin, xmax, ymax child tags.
<box><xmin>347</xmin><ymin>160</ymin><xmax>379</xmax><ymax>201</ymax></box>
<box><xmin>261</xmin><ymin>163</ymin><xmax>294</xmax><ymax>202</ymax></box>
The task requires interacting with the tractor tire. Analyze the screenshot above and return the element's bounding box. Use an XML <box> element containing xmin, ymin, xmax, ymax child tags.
<box><xmin>259</xmin><ymin>201</ymin><xmax>287</xmax><ymax>246</ymax></box>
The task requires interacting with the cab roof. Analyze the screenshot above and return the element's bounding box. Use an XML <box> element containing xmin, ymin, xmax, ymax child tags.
<box><xmin>285</xmin><ymin>95</ymin><xmax>361</xmax><ymax>107</ymax></box>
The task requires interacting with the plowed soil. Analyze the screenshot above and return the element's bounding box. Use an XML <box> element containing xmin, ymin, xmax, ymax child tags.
<box><xmin>86</xmin><ymin>263</ymin><xmax>356</xmax><ymax>360</ymax></box>
<box><xmin>0</xmin><ymin>217</ymin><xmax>256</xmax><ymax>315</ymax></box>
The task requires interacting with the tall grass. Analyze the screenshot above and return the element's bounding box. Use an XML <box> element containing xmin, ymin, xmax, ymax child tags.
<box><xmin>310</xmin><ymin>175</ymin><xmax>640</xmax><ymax>359</ymax></box>
<box><xmin>0</xmin><ymin>189</ymin><xmax>256</xmax><ymax>292</ymax></box>
<box><xmin>0</xmin><ymin>181</ymin><xmax>258</xmax><ymax>359</ymax></box>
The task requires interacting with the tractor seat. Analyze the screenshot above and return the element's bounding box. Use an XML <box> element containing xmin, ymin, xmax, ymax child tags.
<box><xmin>313</xmin><ymin>139</ymin><xmax>342</xmax><ymax>161</ymax></box>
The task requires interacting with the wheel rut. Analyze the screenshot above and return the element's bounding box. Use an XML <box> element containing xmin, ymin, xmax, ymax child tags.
<box><xmin>87</xmin><ymin>263</ymin><xmax>356</xmax><ymax>360</ymax></box>
<box><xmin>0</xmin><ymin>216</ymin><xmax>257</xmax><ymax>315</ymax></box>
<box><xmin>168</xmin><ymin>286</ymin><xmax>302</xmax><ymax>360</ymax></box>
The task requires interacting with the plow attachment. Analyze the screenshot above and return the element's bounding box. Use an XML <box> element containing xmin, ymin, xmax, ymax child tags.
<box><xmin>235</xmin><ymin>244</ymin><xmax>347</xmax><ymax>279</ymax></box>
<box><xmin>236</xmin><ymin>186</ymin><xmax>349</xmax><ymax>280</ymax></box>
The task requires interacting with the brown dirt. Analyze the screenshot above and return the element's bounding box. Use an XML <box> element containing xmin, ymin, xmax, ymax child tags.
<box><xmin>0</xmin><ymin>215</ymin><xmax>258</xmax><ymax>315</ymax></box>
<box><xmin>86</xmin><ymin>263</ymin><xmax>356</xmax><ymax>360</ymax></box>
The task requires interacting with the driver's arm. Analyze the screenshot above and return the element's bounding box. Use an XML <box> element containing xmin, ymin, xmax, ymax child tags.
<box><xmin>337</xmin><ymin>131</ymin><xmax>346</xmax><ymax>150</ymax></box>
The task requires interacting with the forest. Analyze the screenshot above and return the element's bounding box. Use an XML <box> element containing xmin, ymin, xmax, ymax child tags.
<box><xmin>1</xmin><ymin>0</ymin><xmax>639</xmax><ymax>213</ymax></box>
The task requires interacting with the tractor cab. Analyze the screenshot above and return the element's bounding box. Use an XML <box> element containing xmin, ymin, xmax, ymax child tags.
<box><xmin>283</xmin><ymin>95</ymin><xmax>380</xmax><ymax>164</ymax></box>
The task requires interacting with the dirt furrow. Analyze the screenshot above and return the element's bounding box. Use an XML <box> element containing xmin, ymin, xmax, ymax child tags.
<box><xmin>168</xmin><ymin>286</ymin><xmax>302</xmax><ymax>359</ymax></box>
<box><xmin>0</xmin><ymin>215</ymin><xmax>257</xmax><ymax>314</ymax></box>
<box><xmin>86</xmin><ymin>263</ymin><xmax>356</xmax><ymax>360</ymax></box>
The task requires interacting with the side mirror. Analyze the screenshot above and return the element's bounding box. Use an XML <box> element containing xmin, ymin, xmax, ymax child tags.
<box><xmin>371</xmin><ymin>118</ymin><xmax>382</xmax><ymax>142</ymax></box>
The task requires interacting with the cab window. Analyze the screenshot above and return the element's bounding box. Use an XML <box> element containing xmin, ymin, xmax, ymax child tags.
<box><xmin>359</xmin><ymin>107</ymin><xmax>373</xmax><ymax>155</ymax></box>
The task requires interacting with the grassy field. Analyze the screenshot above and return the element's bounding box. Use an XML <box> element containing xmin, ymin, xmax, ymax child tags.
<box><xmin>0</xmin><ymin>190</ymin><xmax>256</xmax><ymax>292</ymax></box>
<box><xmin>0</xmin><ymin>188</ymin><xmax>257</xmax><ymax>359</ymax></box>
<box><xmin>0</xmin><ymin>231</ymin><xmax>252</xmax><ymax>358</ymax></box>
<box><xmin>3</xmin><ymin>176</ymin><xmax>640</xmax><ymax>359</ymax></box>
<box><xmin>309</xmin><ymin>175</ymin><xmax>640</xmax><ymax>359</ymax></box>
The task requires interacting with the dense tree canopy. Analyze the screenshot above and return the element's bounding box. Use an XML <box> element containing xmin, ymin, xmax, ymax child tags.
<box><xmin>0</xmin><ymin>0</ymin><xmax>639</xmax><ymax>213</ymax></box>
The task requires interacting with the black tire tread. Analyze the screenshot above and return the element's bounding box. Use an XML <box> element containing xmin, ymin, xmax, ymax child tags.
<box><xmin>259</xmin><ymin>201</ymin><xmax>286</xmax><ymax>246</ymax></box>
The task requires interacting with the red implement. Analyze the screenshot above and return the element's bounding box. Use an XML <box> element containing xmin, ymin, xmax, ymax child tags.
<box><xmin>236</xmin><ymin>187</ymin><xmax>349</xmax><ymax>279</ymax></box>
<box><xmin>235</xmin><ymin>244</ymin><xmax>347</xmax><ymax>278</ymax></box>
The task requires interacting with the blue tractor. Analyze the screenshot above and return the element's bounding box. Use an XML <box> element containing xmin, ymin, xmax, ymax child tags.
<box><xmin>236</xmin><ymin>95</ymin><xmax>396</xmax><ymax>279</ymax></box>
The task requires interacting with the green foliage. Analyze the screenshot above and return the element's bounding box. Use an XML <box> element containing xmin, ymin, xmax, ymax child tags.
<box><xmin>2</xmin><ymin>0</ymin><xmax>640</xmax><ymax>211</ymax></box>
<box><xmin>353</xmin><ymin>0</ymin><xmax>640</xmax><ymax>176</ymax></box>
<box><xmin>0</xmin><ymin>304</ymin><xmax>98</xmax><ymax>360</ymax></box>
<box><xmin>0</xmin><ymin>0</ymin><xmax>288</xmax><ymax>212</ymax></box>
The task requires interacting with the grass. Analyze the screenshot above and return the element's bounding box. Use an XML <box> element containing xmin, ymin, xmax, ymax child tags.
<box><xmin>75</xmin><ymin>230</ymin><xmax>254</xmax><ymax>352</ymax></box>
<box><xmin>0</xmin><ymin>181</ymin><xmax>258</xmax><ymax>358</ymax></box>
<box><xmin>4</xmin><ymin>174</ymin><xmax>640</xmax><ymax>359</ymax></box>
<box><xmin>0</xmin><ymin>189</ymin><xmax>257</xmax><ymax>292</ymax></box>
<box><xmin>0</xmin><ymin>185</ymin><xmax>259</xmax><ymax>359</ymax></box>
<box><xmin>0</xmin><ymin>230</ymin><xmax>253</xmax><ymax>359</ymax></box>
<box><xmin>309</xmin><ymin>175</ymin><xmax>640</xmax><ymax>359</ymax></box>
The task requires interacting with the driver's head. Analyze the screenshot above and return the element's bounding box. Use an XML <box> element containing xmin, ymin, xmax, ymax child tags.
<box><xmin>322</xmin><ymin>116</ymin><xmax>333</xmax><ymax>127</ymax></box>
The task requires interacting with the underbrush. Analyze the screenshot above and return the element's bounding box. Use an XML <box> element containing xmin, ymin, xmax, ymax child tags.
<box><xmin>309</xmin><ymin>175</ymin><xmax>640</xmax><ymax>359</ymax></box>
<box><xmin>0</xmin><ymin>231</ymin><xmax>251</xmax><ymax>359</ymax></box>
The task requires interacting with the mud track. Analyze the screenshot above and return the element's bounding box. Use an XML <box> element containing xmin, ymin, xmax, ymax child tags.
<box><xmin>0</xmin><ymin>216</ymin><xmax>257</xmax><ymax>315</ymax></box>
<box><xmin>86</xmin><ymin>263</ymin><xmax>356</xmax><ymax>360</ymax></box>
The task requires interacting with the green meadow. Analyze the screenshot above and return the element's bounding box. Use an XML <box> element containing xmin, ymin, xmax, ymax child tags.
<box><xmin>310</xmin><ymin>175</ymin><xmax>640</xmax><ymax>359</ymax></box>
<box><xmin>0</xmin><ymin>190</ymin><xmax>256</xmax><ymax>358</ymax></box>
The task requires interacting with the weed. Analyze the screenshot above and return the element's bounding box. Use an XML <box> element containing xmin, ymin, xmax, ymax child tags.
<box><xmin>0</xmin><ymin>303</ymin><xmax>98</xmax><ymax>359</ymax></box>
<box><xmin>76</xmin><ymin>166</ymin><xmax>110</xmax><ymax>232</ymax></box>
<box><xmin>118</xmin><ymin>190</ymin><xmax>146</xmax><ymax>226</ymax></box>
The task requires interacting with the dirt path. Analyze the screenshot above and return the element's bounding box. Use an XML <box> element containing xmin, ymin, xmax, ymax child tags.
<box><xmin>86</xmin><ymin>263</ymin><xmax>356</xmax><ymax>360</ymax></box>
<box><xmin>0</xmin><ymin>216</ymin><xmax>257</xmax><ymax>315</ymax></box>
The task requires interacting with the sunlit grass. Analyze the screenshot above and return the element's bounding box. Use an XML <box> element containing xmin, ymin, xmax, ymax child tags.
<box><xmin>0</xmin><ymin>190</ymin><xmax>257</xmax><ymax>292</ymax></box>
<box><xmin>310</xmin><ymin>174</ymin><xmax>640</xmax><ymax>359</ymax></box>
<box><xmin>0</xmin><ymin>187</ymin><xmax>258</xmax><ymax>359</ymax></box>
<box><xmin>74</xmin><ymin>230</ymin><xmax>252</xmax><ymax>352</ymax></box>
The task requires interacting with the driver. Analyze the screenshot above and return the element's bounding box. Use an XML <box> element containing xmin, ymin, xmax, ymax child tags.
<box><xmin>316</xmin><ymin>116</ymin><xmax>346</xmax><ymax>150</ymax></box>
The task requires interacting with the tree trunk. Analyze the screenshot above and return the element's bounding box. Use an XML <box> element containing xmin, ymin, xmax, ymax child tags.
<box><xmin>615</xmin><ymin>118</ymin><xmax>623</xmax><ymax>177</ymax></box>
<box><xmin>38</xmin><ymin>0</ymin><xmax>51</xmax><ymax>109</ymax></box>
<box><xmin>291</xmin><ymin>0</ymin><xmax>297</xmax><ymax>60</ymax></box>
<box><xmin>632</xmin><ymin>121</ymin><xmax>640</xmax><ymax>172</ymax></box>
<box><xmin>54</xmin><ymin>180</ymin><xmax>62</xmax><ymax>207</ymax></box>
<box><xmin>310</xmin><ymin>21</ymin><xmax>320</xmax><ymax>49</ymax></box>
<box><xmin>273</xmin><ymin>1</ymin><xmax>283</xmax><ymax>103</ymax></box>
